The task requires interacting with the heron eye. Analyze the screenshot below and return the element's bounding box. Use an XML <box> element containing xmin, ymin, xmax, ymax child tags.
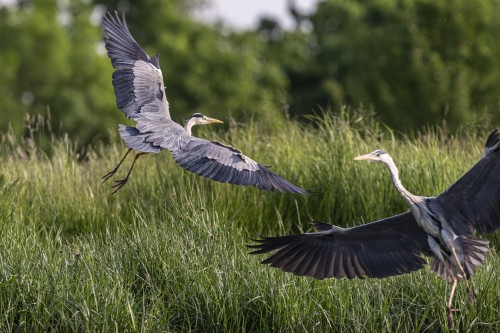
<box><xmin>203</xmin><ymin>116</ymin><xmax>207</xmax><ymax>120</ymax></box>
<box><xmin>376</xmin><ymin>153</ymin><xmax>381</xmax><ymax>157</ymax></box>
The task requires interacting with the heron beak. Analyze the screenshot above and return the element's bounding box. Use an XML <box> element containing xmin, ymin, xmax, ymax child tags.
<box><xmin>354</xmin><ymin>154</ymin><xmax>372</xmax><ymax>161</ymax></box>
<box><xmin>207</xmin><ymin>117</ymin><xmax>224</xmax><ymax>124</ymax></box>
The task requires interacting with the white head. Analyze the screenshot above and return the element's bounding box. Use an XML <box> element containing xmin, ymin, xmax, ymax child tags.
<box><xmin>354</xmin><ymin>149</ymin><xmax>392</xmax><ymax>163</ymax></box>
<box><xmin>185</xmin><ymin>113</ymin><xmax>223</xmax><ymax>126</ymax></box>
<box><xmin>354</xmin><ymin>149</ymin><xmax>419</xmax><ymax>202</ymax></box>
<box><xmin>184</xmin><ymin>113</ymin><xmax>223</xmax><ymax>135</ymax></box>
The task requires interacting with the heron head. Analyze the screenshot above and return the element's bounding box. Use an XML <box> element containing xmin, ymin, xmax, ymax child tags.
<box><xmin>184</xmin><ymin>113</ymin><xmax>223</xmax><ymax>135</ymax></box>
<box><xmin>354</xmin><ymin>149</ymin><xmax>390</xmax><ymax>163</ymax></box>
<box><xmin>187</xmin><ymin>113</ymin><xmax>224</xmax><ymax>126</ymax></box>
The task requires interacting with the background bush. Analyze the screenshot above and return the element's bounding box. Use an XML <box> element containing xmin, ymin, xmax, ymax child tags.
<box><xmin>1</xmin><ymin>0</ymin><xmax>500</xmax><ymax>149</ymax></box>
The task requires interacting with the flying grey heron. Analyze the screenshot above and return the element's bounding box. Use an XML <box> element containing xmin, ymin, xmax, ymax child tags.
<box><xmin>249</xmin><ymin>129</ymin><xmax>500</xmax><ymax>328</ymax></box>
<box><xmin>101</xmin><ymin>12</ymin><xmax>309</xmax><ymax>195</ymax></box>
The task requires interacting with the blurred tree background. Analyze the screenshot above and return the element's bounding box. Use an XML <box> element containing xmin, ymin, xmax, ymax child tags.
<box><xmin>1</xmin><ymin>0</ymin><xmax>500</xmax><ymax>149</ymax></box>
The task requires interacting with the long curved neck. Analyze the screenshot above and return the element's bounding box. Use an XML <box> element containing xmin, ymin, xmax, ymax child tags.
<box><xmin>184</xmin><ymin>119</ymin><xmax>195</xmax><ymax>136</ymax></box>
<box><xmin>383</xmin><ymin>158</ymin><xmax>420</xmax><ymax>205</ymax></box>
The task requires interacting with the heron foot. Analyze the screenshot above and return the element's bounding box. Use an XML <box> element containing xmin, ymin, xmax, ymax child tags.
<box><xmin>111</xmin><ymin>177</ymin><xmax>129</xmax><ymax>194</ymax></box>
<box><xmin>102</xmin><ymin>168</ymin><xmax>118</xmax><ymax>183</ymax></box>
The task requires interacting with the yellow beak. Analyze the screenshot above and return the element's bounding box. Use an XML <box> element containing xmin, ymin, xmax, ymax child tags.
<box><xmin>207</xmin><ymin>117</ymin><xmax>224</xmax><ymax>124</ymax></box>
<box><xmin>354</xmin><ymin>154</ymin><xmax>372</xmax><ymax>161</ymax></box>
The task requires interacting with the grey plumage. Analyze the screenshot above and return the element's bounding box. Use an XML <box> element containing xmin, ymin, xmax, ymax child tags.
<box><xmin>430</xmin><ymin>130</ymin><xmax>500</xmax><ymax>235</ymax></box>
<box><xmin>250</xmin><ymin>129</ymin><xmax>500</xmax><ymax>328</ymax></box>
<box><xmin>101</xmin><ymin>12</ymin><xmax>308</xmax><ymax>195</ymax></box>
<box><xmin>251</xmin><ymin>213</ymin><xmax>433</xmax><ymax>280</ymax></box>
<box><xmin>103</xmin><ymin>13</ymin><xmax>169</xmax><ymax>119</ymax></box>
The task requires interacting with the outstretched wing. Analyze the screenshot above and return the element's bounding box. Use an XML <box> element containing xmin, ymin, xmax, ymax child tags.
<box><xmin>249</xmin><ymin>212</ymin><xmax>432</xmax><ymax>279</ymax></box>
<box><xmin>431</xmin><ymin>129</ymin><xmax>500</xmax><ymax>235</ymax></box>
<box><xmin>102</xmin><ymin>12</ymin><xmax>170</xmax><ymax>119</ymax></box>
<box><xmin>172</xmin><ymin>138</ymin><xmax>309</xmax><ymax>194</ymax></box>
<box><xmin>132</xmin><ymin>112</ymin><xmax>309</xmax><ymax>194</ymax></box>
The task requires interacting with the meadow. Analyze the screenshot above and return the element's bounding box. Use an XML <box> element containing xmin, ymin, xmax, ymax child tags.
<box><xmin>0</xmin><ymin>113</ymin><xmax>498</xmax><ymax>332</ymax></box>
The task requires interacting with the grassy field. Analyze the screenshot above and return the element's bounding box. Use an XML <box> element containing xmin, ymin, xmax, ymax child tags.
<box><xmin>0</xmin><ymin>114</ymin><xmax>498</xmax><ymax>332</ymax></box>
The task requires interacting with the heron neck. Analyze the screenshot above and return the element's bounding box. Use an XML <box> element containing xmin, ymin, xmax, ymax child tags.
<box><xmin>184</xmin><ymin>120</ymin><xmax>194</xmax><ymax>136</ymax></box>
<box><xmin>384</xmin><ymin>158</ymin><xmax>419</xmax><ymax>205</ymax></box>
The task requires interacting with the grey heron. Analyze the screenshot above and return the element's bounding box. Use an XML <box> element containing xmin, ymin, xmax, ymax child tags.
<box><xmin>249</xmin><ymin>129</ymin><xmax>500</xmax><ymax>328</ymax></box>
<box><xmin>101</xmin><ymin>12</ymin><xmax>309</xmax><ymax>195</ymax></box>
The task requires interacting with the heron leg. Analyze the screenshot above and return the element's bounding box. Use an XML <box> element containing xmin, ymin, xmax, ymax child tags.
<box><xmin>102</xmin><ymin>148</ymin><xmax>133</xmax><ymax>183</ymax></box>
<box><xmin>450</xmin><ymin>247</ymin><xmax>476</xmax><ymax>303</ymax></box>
<box><xmin>111</xmin><ymin>152</ymin><xmax>147</xmax><ymax>194</ymax></box>
<box><xmin>446</xmin><ymin>278</ymin><xmax>458</xmax><ymax>329</ymax></box>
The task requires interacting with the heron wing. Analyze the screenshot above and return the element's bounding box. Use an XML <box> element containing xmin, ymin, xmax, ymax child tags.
<box><xmin>249</xmin><ymin>212</ymin><xmax>432</xmax><ymax>279</ymax></box>
<box><xmin>102</xmin><ymin>12</ymin><xmax>170</xmax><ymax>119</ymax></box>
<box><xmin>432</xmin><ymin>129</ymin><xmax>500</xmax><ymax>235</ymax></box>
<box><xmin>132</xmin><ymin>112</ymin><xmax>308</xmax><ymax>194</ymax></box>
<box><xmin>172</xmin><ymin>136</ymin><xmax>309</xmax><ymax>194</ymax></box>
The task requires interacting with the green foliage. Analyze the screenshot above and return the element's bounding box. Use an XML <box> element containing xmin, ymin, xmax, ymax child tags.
<box><xmin>2</xmin><ymin>0</ymin><xmax>500</xmax><ymax>148</ymax></box>
<box><xmin>0</xmin><ymin>114</ymin><xmax>498</xmax><ymax>332</ymax></box>
<box><xmin>0</xmin><ymin>0</ymin><xmax>117</xmax><ymax>146</ymax></box>
<box><xmin>0</xmin><ymin>0</ymin><xmax>289</xmax><ymax>148</ymax></box>
<box><xmin>277</xmin><ymin>0</ymin><xmax>500</xmax><ymax>129</ymax></box>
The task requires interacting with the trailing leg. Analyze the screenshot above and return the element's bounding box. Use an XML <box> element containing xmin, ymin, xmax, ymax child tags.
<box><xmin>102</xmin><ymin>148</ymin><xmax>133</xmax><ymax>183</ymax></box>
<box><xmin>111</xmin><ymin>152</ymin><xmax>147</xmax><ymax>194</ymax></box>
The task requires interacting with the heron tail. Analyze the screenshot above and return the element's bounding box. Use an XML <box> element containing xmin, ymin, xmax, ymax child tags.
<box><xmin>459</xmin><ymin>237</ymin><xmax>489</xmax><ymax>278</ymax></box>
<box><xmin>431</xmin><ymin>236</ymin><xmax>489</xmax><ymax>281</ymax></box>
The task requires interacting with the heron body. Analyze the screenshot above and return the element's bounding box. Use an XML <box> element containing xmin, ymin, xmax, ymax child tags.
<box><xmin>250</xmin><ymin>129</ymin><xmax>500</xmax><ymax>327</ymax></box>
<box><xmin>101</xmin><ymin>12</ymin><xmax>309</xmax><ymax>195</ymax></box>
<box><xmin>356</xmin><ymin>151</ymin><xmax>490</xmax><ymax>282</ymax></box>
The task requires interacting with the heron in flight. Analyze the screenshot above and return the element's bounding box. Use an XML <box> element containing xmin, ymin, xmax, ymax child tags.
<box><xmin>101</xmin><ymin>12</ymin><xmax>309</xmax><ymax>195</ymax></box>
<box><xmin>250</xmin><ymin>129</ymin><xmax>500</xmax><ymax>327</ymax></box>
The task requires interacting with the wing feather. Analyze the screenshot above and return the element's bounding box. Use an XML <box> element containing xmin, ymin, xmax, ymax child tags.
<box><xmin>432</xmin><ymin>129</ymin><xmax>500</xmax><ymax>235</ymax></box>
<box><xmin>102</xmin><ymin>12</ymin><xmax>170</xmax><ymax>119</ymax></box>
<box><xmin>249</xmin><ymin>212</ymin><xmax>432</xmax><ymax>280</ymax></box>
<box><xmin>170</xmin><ymin>136</ymin><xmax>309</xmax><ymax>194</ymax></box>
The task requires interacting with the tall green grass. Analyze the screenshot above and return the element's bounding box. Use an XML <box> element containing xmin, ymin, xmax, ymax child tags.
<box><xmin>0</xmin><ymin>113</ymin><xmax>498</xmax><ymax>332</ymax></box>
